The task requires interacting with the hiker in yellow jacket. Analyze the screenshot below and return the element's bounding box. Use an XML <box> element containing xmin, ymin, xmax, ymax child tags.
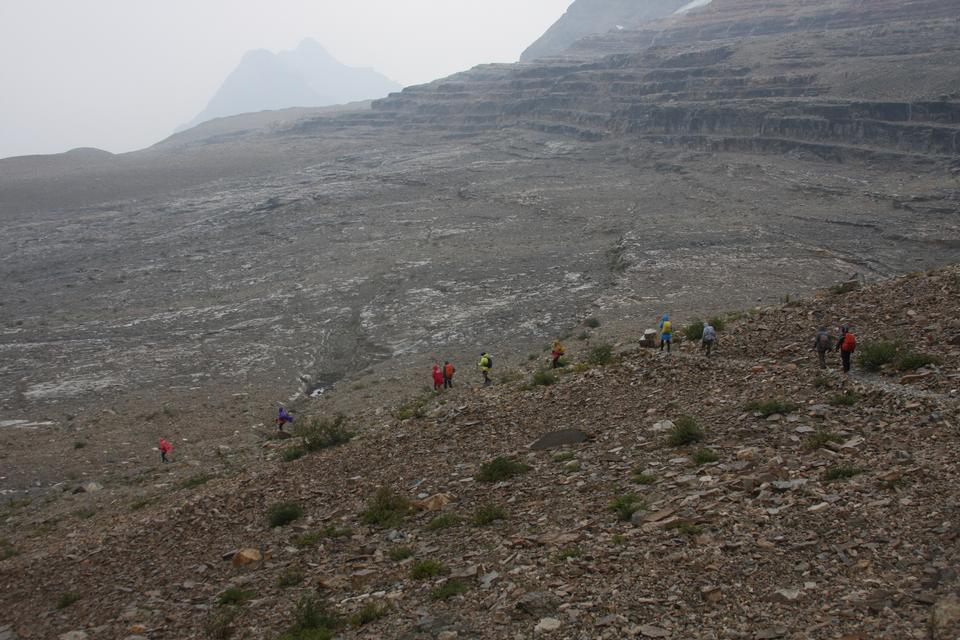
<box><xmin>551</xmin><ymin>340</ymin><xmax>565</xmax><ymax>369</ymax></box>
<box><xmin>478</xmin><ymin>352</ymin><xmax>492</xmax><ymax>386</ymax></box>
<box><xmin>659</xmin><ymin>314</ymin><xmax>673</xmax><ymax>353</ymax></box>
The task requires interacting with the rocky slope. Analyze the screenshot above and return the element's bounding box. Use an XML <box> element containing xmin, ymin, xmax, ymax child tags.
<box><xmin>1</xmin><ymin>266</ymin><xmax>958</xmax><ymax>639</ymax></box>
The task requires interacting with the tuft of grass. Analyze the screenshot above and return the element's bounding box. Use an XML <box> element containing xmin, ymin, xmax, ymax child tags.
<box><xmin>631</xmin><ymin>471</ymin><xmax>656</xmax><ymax>485</ymax></box>
<box><xmin>278</xmin><ymin>596</ymin><xmax>341</xmax><ymax>640</ymax></box>
<box><xmin>708</xmin><ymin>316</ymin><xmax>726</xmax><ymax>332</ymax></box>
<box><xmin>473</xmin><ymin>503</ymin><xmax>507</xmax><ymax>526</ymax></box>
<box><xmin>692</xmin><ymin>449</ymin><xmax>719</xmax><ymax>466</ymax></box>
<box><xmin>586</xmin><ymin>343</ymin><xmax>614</xmax><ymax>366</ymax></box>
<box><xmin>277</xmin><ymin>569</ymin><xmax>304</xmax><ymax>588</ymax></box>
<box><xmin>389</xmin><ymin>546</ymin><xmax>413</xmax><ymax>561</ymax></box>
<box><xmin>410</xmin><ymin>559</ymin><xmax>450</xmax><ymax>580</ymax></box>
<box><xmin>612</xmin><ymin>534</ymin><xmax>627</xmax><ymax>545</ymax></box>
<box><xmin>425</xmin><ymin>513</ymin><xmax>461</xmax><ymax>531</ymax></box>
<box><xmin>282</xmin><ymin>446</ymin><xmax>306</xmax><ymax>462</ymax></box>
<box><xmin>609</xmin><ymin>494</ymin><xmax>645</xmax><ymax>521</ymax></box>
<box><xmin>895</xmin><ymin>351</ymin><xmax>940</xmax><ymax>371</ymax></box>
<box><xmin>555</xmin><ymin>546</ymin><xmax>582</xmax><ymax>561</ymax></box>
<box><xmin>73</xmin><ymin>441</ymin><xmax>87</xmax><ymax>450</ymax></box>
<box><xmin>57</xmin><ymin>592</ymin><xmax>81</xmax><ymax>609</ymax></box>
<box><xmin>584</xmin><ymin>317</ymin><xmax>601</xmax><ymax>328</ymax></box>
<box><xmin>294</xmin><ymin>532</ymin><xmax>323</xmax><ymax>548</ymax></box>
<box><xmin>857</xmin><ymin>341</ymin><xmax>899</xmax><ymax>372</ymax></box>
<box><xmin>130</xmin><ymin>498</ymin><xmax>153</xmax><ymax>511</ymax></box>
<box><xmin>824</xmin><ymin>466</ymin><xmax>863</xmax><ymax>482</ymax></box>
<box><xmin>744</xmin><ymin>399</ymin><xmax>799</xmax><ymax>417</ymax></box>
<box><xmin>532</xmin><ymin>369</ymin><xmax>558</xmax><ymax>387</ymax></box>
<box><xmin>564</xmin><ymin>461</ymin><xmax>582</xmax><ymax>473</ymax></box>
<box><xmin>204</xmin><ymin>608</ymin><xmax>238</xmax><ymax>640</ymax></box>
<box><xmin>828</xmin><ymin>392</ymin><xmax>858</xmax><ymax>407</ymax></box>
<box><xmin>321</xmin><ymin>523</ymin><xmax>353</xmax><ymax>539</ymax></box>
<box><xmin>682</xmin><ymin>320</ymin><xmax>704</xmax><ymax>341</ymax></box>
<box><xmin>576</xmin><ymin>331</ymin><xmax>590</xmax><ymax>341</ymax></box>
<box><xmin>0</xmin><ymin>539</ymin><xmax>18</xmax><ymax>561</ymax></box>
<box><xmin>667</xmin><ymin>415</ymin><xmax>704</xmax><ymax>447</ymax></box>
<box><xmin>349</xmin><ymin>602</ymin><xmax>390</xmax><ymax>628</ymax></box>
<box><xmin>218</xmin><ymin>587</ymin><xmax>255</xmax><ymax>606</ymax></box>
<box><xmin>394</xmin><ymin>395</ymin><xmax>430</xmax><ymax>421</ymax></box>
<box><xmin>298</xmin><ymin>416</ymin><xmax>353</xmax><ymax>451</ymax></box>
<box><xmin>813</xmin><ymin>375</ymin><xmax>830</xmax><ymax>389</ymax></box>
<box><xmin>552</xmin><ymin>452</ymin><xmax>575</xmax><ymax>463</ymax></box>
<box><xmin>181</xmin><ymin>473</ymin><xmax>215</xmax><ymax>489</ymax></box>
<box><xmin>73</xmin><ymin>508</ymin><xmax>97</xmax><ymax>520</ymax></box>
<box><xmin>666</xmin><ymin>521</ymin><xmax>704</xmax><ymax>536</ymax></box>
<box><xmin>431</xmin><ymin>579</ymin><xmax>470</xmax><ymax>600</ymax></box>
<box><xmin>476</xmin><ymin>457</ymin><xmax>531</xmax><ymax>482</ymax></box>
<box><xmin>806</xmin><ymin>430</ymin><xmax>843</xmax><ymax>450</ymax></box>
<box><xmin>267</xmin><ymin>501</ymin><xmax>303</xmax><ymax>528</ymax></box>
<box><xmin>359</xmin><ymin>488</ymin><xmax>411</xmax><ymax>528</ymax></box>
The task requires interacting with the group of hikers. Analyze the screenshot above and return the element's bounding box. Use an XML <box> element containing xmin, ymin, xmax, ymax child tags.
<box><xmin>156</xmin><ymin>315</ymin><xmax>859</xmax><ymax>464</ymax></box>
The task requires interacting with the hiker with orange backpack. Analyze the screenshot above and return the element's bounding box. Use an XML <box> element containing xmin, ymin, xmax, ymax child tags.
<box><xmin>551</xmin><ymin>340</ymin><xmax>565</xmax><ymax>369</ymax></box>
<box><xmin>443</xmin><ymin>361</ymin><xmax>456</xmax><ymax>388</ymax></box>
<box><xmin>836</xmin><ymin>325</ymin><xmax>856</xmax><ymax>374</ymax></box>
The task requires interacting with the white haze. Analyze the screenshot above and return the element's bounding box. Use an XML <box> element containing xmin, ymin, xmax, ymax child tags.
<box><xmin>0</xmin><ymin>0</ymin><xmax>574</xmax><ymax>159</ymax></box>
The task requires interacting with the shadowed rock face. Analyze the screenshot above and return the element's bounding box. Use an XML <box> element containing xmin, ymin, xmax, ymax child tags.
<box><xmin>0</xmin><ymin>0</ymin><xmax>958</xmax><ymax>458</ymax></box>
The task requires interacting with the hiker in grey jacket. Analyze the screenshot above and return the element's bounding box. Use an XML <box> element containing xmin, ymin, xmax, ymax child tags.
<box><xmin>812</xmin><ymin>326</ymin><xmax>833</xmax><ymax>369</ymax></box>
<box><xmin>701</xmin><ymin>322</ymin><xmax>718</xmax><ymax>358</ymax></box>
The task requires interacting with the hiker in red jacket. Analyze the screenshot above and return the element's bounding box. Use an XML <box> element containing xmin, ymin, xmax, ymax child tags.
<box><xmin>443</xmin><ymin>361</ymin><xmax>456</xmax><ymax>389</ymax></box>
<box><xmin>158</xmin><ymin>438</ymin><xmax>174</xmax><ymax>464</ymax></box>
<box><xmin>432</xmin><ymin>363</ymin><xmax>444</xmax><ymax>391</ymax></box>
<box><xmin>836</xmin><ymin>325</ymin><xmax>857</xmax><ymax>374</ymax></box>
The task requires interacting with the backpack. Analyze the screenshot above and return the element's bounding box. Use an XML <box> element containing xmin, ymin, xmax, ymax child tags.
<box><xmin>842</xmin><ymin>332</ymin><xmax>857</xmax><ymax>352</ymax></box>
<box><xmin>486</xmin><ymin>355</ymin><xmax>493</xmax><ymax>369</ymax></box>
<box><xmin>661</xmin><ymin>321</ymin><xmax>672</xmax><ymax>334</ymax></box>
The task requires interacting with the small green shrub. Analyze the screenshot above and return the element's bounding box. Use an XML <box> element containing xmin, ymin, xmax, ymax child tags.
<box><xmin>321</xmin><ymin>523</ymin><xmax>353</xmax><ymax>539</ymax></box>
<box><xmin>552</xmin><ymin>452</ymin><xmax>575</xmax><ymax>463</ymax></box>
<box><xmin>204</xmin><ymin>608</ymin><xmax>237</xmax><ymax>640</ymax></box>
<box><xmin>298</xmin><ymin>416</ymin><xmax>353</xmax><ymax>451</ymax></box>
<box><xmin>895</xmin><ymin>351</ymin><xmax>940</xmax><ymax>371</ymax></box>
<box><xmin>359</xmin><ymin>488</ymin><xmax>411</xmax><ymax>527</ymax></box>
<box><xmin>280</xmin><ymin>596</ymin><xmax>341</xmax><ymax>640</ymax></box>
<box><xmin>294</xmin><ymin>532</ymin><xmax>323</xmax><ymax>548</ymax></box>
<box><xmin>394</xmin><ymin>395</ymin><xmax>429</xmax><ymax>420</ymax></box>
<box><xmin>667</xmin><ymin>416</ymin><xmax>704</xmax><ymax>447</ymax></box>
<box><xmin>411</xmin><ymin>559</ymin><xmax>450</xmax><ymax>580</ymax></box>
<box><xmin>744</xmin><ymin>399</ymin><xmax>799</xmax><ymax>417</ymax></box>
<box><xmin>682</xmin><ymin>320</ymin><xmax>704</xmax><ymax>341</ymax></box>
<box><xmin>282</xmin><ymin>446</ymin><xmax>306</xmax><ymax>462</ymax></box>
<box><xmin>825</xmin><ymin>466</ymin><xmax>863</xmax><ymax>482</ymax></box>
<box><xmin>813</xmin><ymin>375</ymin><xmax>830</xmax><ymax>389</ymax></box>
<box><xmin>609</xmin><ymin>494</ymin><xmax>644</xmax><ymax>521</ymax></box>
<box><xmin>584</xmin><ymin>317</ymin><xmax>601</xmax><ymax>328</ymax></box>
<box><xmin>806</xmin><ymin>430</ymin><xmax>843</xmax><ymax>450</ymax></box>
<box><xmin>532</xmin><ymin>369</ymin><xmax>558</xmax><ymax>386</ymax></box>
<box><xmin>181</xmin><ymin>473</ymin><xmax>215</xmax><ymax>489</ymax></box>
<box><xmin>631</xmin><ymin>471</ymin><xmax>656</xmax><ymax>485</ymax></box>
<box><xmin>828</xmin><ymin>392</ymin><xmax>858</xmax><ymax>407</ymax></box>
<box><xmin>73</xmin><ymin>508</ymin><xmax>96</xmax><ymax>519</ymax></box>
<box><xmin>666</xmin><ymin>521</ymin><xmax>703</xmax><ymax>536</ymax></box>
<box><xmin>473</xmin><ymin>503</ymin><xmax>507</xmax><ymax>525</ymax></box>
<box><xmin>857</xmin><ymin>341</ymin><xmax>899</xmax><ymax>372</ymax></box>
<box><xmin>57</xmin><ymin>592</ymin><xmax>81</xmax><ymax>609</ymax></box>
<box><xmin>267</xmin><ymin>501</ymin><xmax>303</xmax><ymax>528</ymax></box>
<box><xmin>0</xmin><ymin>539</ymin><xmax>18</xmax><ymax>561</ymax></box>
<box><xmin>73</xmin><ymin>441</ymin><xmax>87</xmax><ymax>449</ymax></box>
<box><xmin>708</xmin><ymin>316</ymin><xmax>726</xmax><ymax>332</ymax></box>
<box><xmin>425</xmin><ymin>513</ymin><xmax>461</xmax><ymax>531</ymax></box>
<box><xmin>277</xmin><ymin>629</ymin><xmax>333</xmax><ymax>640</ymax></box>
<box><xmin>555</xmin><ymin>546</ymin><xmax>582</xmax><ymax>561</ymax></box>
<box><xmin>564</xmin><ymin>461</ymin><xmax>581</xmax><ymax>473</ymax></box>
<box><xmin>130</xmin><ymin>498</ymin><xmax>153</xmax><ymax>511</ymax></box>
<box><xmin>349</xmin><ymin>602</ymin><xmax>390</xmax><ymax>627</ymax></box>
<box><xmin>587</xmin><ymin>344</ymin><xmax>614</xmax><ymax>366</ymax></box>
<box><xmin>692</xmin><ymin>449</ymin><xmax>719</xmax><ymax>465</ymax></box>
<box><xmin>577</xmin><ymin>331</ymin><xmax>590</xmax><ymax>341</ymax></box>
<box><xmin>431</xmin><ymin>579</ymin><xmax>470</xmax><ymax>600</ymax></box>
<box><xmin>218</xmin><ymin>587</ymin><xmax>255</xmax><ymax>606</ymax></box>
<box><xmin>389</xmin><ymin>546</ymin><xmax>413</xmax><ymax>561</ymax></box>
<box><xmin>612</xmin><ymin>534</ymin><xmax>627</xmax><ymax>545</ymax></box>
<box><xmin>476</xmin><ymin>457</ymin><xmax>530</xmax><ymax>482</ymax></box>
<box><xmin>277</xmin><ymin>569</ymin><xmax>304</xmax><ymax>588</ymax></box>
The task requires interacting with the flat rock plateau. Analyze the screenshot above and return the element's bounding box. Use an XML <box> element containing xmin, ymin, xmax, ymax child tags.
<box><xmin>0</xmin><ymin>0</ymin><xmax>959</xmax><ymax>638</ymax></box>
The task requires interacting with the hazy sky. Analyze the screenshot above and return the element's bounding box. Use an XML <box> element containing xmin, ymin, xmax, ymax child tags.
<box><xmin>0</xmin><ymin>0</ymin><xmax>573</xmax><ymax>159</ymax></box>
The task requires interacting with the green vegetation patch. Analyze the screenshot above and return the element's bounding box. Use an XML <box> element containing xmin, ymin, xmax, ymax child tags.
<box><xmin>425</xmin><ymin>513</ymin><xmax>461</xmax><ymax>531</ymax></box>
<box><xmin>824</xmin><ymin>466</ymin><xmax>863</xmax><ymax>482</ymax></box>
<box><xmin>388</xmin><ymin>546</ymin><xmax>413</xmax><ymax>561</ymax></box>
<box><xmin>349</xmin><ymin>602</ymin><xmax>390</xmax><ymax>628</ymax></box>
<box><xmin>359</xmin><ymin>488</ymin><xmax>411</xmax><ymax>528</ymax></box>
<box><xmin>667</xmin><ymin>416</ymin><xmax>705</xmax><ymax>447</ymax></box>
<box><xmin>805</xmin><ymin>430</ymin><xmax>843</xmax><ymax>450</ymax></box>
<box><xmin>410</xmin><ymin>559</ymin><xmax>450</xmax><ymax>580</ymax></box>
<box><xmin>476</xmin><ymin>457</ymin><xmax>531</xmax><ymax>482</ymax></box>
<box><xmin>218</xmin><ymin>587</ymin><xmax>255</xmax><ymax>606</ymax></box>
<box><xmin>298</xmin><ymin>416</ymin><xmax>353</xmax><ymax>451</ymax></box>
<box><xmin>473</xmin><ymin>503</ymin><xmax>507</xmax><ymax>526</ymax></box>
<box><xmin>532</xmin><ymin>369</ymin><xmax>558</xmax><ymax>387</ymax></box>
<box><xmin>57</xmin><ymin>592</ymin><xmax>81</xmax><ymax>609</ymax></box>
<box><xmin>857</xmin><ymin>341</ymin><xmax>899</xmax><ymax>372</ymax></box>
<box><xmin>267</xmin><ymin>501</ymin><xmax>303</xmax><ymax>528</ymax></box>
<box><xmin>586</xmin><ymin>343</ymin><xmax>614</xmax><ymax>366</ymax></box>
<box><xmin>431</xmin><ymin>579</ymin><xmax>470</xmax><ymax>600</ymax></box>
<box><xmin>609</xmin><ymin>494</ymin><xmax>645</xmax><ymax>522</ymax></box>
<box><xmin>828</xmin><ymin>392</ymin><xmax>858</xmax><ymax>407</ymax></box>
<box><xmin>282</xmin><ymin>446</ymin><xmax>306</xmax><ymax>462</ymax></box>
<box><xmin>744</xmin><ymin>399</ymin><xmax>799</xmax><ymax>417</ymax></box>
<box><xmin>692</xmin><ymin>449</ymin><xmax>719</xmax><ymax>466</ymax></box>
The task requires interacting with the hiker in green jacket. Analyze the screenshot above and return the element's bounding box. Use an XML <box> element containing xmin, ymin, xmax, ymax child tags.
<box><xmin>478</xmin><ymin>352</ymin><xmax>492</xmax><ymax>386</ymax></box>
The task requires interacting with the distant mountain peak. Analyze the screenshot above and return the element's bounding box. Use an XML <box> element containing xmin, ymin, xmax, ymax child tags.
<box><xmin>181</xmin><ymin>39</ymin><xmax>401</xmax><ymax>132</ymax></box>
